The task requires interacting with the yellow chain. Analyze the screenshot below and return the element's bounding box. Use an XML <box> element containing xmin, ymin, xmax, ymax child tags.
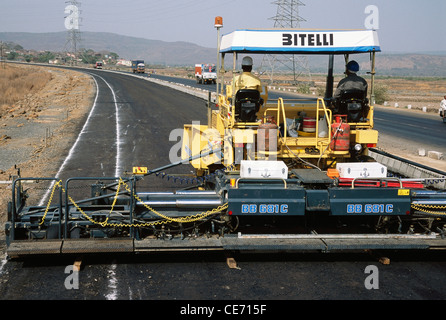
<box><xmin>39</xmin><ymin>180</ymin><xmax>62</xmax><ymax>225</ymax></box>
<box><xmin>121</xmin><ymin>182</ymin><xmax>227</xmax><ymax>224</ymax></box>
<box><xmin>39</xmin><ymin>177</ymin><xmax>227</xmax><ymax>228</ymax></box>
<box><xmin>66</xmin><ymin>178</ymin><xmax>124</xmax><ymax>227</ymax></box>
<box><xmin>39</xmin><ymin>179</ymin><xmax>446</xmax><ymax>228</ymax></box>
<box><xmin>411</xmin><ymin>204</ymin><xmax>446</xmax><ymax>217</ymax></box>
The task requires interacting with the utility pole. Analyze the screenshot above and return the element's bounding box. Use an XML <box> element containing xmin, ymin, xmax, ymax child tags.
<box><xmin>64</xmin><ymin>0</ymin><xmax>82</xmax><ymax>66</ymax></box>
<box><xmin>260</xmin><ymin>0</ymin><xmax>311</xmax><ymax>85</ymax></box>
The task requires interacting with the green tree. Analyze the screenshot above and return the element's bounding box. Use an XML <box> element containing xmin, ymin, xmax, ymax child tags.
<box><xmin>108</xmin><ymin>52</ymin><xmax>119</xmax><ymax>60</ymax></box>
<box><xmin>37</xmin><ymin>51</ymin><xmax>55</xmax><ymax>63</ymax></box>
<box><xmin>7</xmin><ymin>51</ymin><xmax>18</xmax><ymax>60</ymax></box>
<box><xmin>24</xmin><ymin>54</ymin><xmax>33</xmax><ymax>62</ymax></box>
<box><xmin>373</xmin><ymin>83</ymin><xmax>389</xmax><ymax>105</ymax></box>
<box><xmin>80</xmin><ymin>49</ymin><xmax>98</xmax><ymax>64</ymax></box>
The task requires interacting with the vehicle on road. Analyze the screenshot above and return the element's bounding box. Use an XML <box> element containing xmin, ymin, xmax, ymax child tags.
<box><xmin>132</xmin><ymin>60</ymin><xmax>145</xmax><ymax>74</ymax></box>
<box><xmin>195</xmin><ymin>64</ymin><xmax>217</xmax><ymax>84</ymax></box>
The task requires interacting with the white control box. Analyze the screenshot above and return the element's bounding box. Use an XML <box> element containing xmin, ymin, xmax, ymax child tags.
<box><xmin>240</xmin><ymin>160</ymin><xmax>288</xmax><ymax>179</ymax></box>
<box><xmin>336</xmin><ymin>162</ymin><xmax>387</xmax><ymax>178</ymax></box>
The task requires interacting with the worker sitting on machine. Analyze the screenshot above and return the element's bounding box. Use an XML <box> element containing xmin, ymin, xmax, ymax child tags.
<box><xmin>232</xmin><ymin>56</ymin><xmax>264</xmax><ymax>122</ymax></box>
<box><xmin>233</xmin><ymin>56</ymin><xmax>262</xmax><ymax>93</ymax></box>
<box><xmin>332</xmin><ymin>60</ymin><xmax>369</xmax><ymax>122</ymax></box>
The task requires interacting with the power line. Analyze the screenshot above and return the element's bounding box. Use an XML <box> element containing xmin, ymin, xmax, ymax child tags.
<box><xmin>64</xmin><ymin>0</ymin><xmax>82</xmax><ymax>65</ymax></box>
<box><xmin>260</xmin><ymin>0</ymin><xmax>311</xmax><ymax>85</ymax></box>
<box><xmin>270</xmin><ymin>0</ymin><xmax>307</xmax><ymax>28</ymax></box>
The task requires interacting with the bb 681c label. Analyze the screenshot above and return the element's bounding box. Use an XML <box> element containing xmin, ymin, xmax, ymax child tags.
<box><xmin>241</xmin><ymin>204</ymin><xmax>289</xmax><ymax>214</ymax></box>
<box><xmin>347</xmin><ymin>204</ymin><xmax>394</xmax><ymax>214</ymax></box>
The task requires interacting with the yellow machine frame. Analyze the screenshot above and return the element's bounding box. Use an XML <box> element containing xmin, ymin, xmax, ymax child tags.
<box><xmin>182</xmin><ymin>28</ymin><xmax>380</xmax><ymax>175</ymax></box>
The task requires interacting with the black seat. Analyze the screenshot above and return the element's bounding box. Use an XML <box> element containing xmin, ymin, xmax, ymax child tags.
<box><xmin>334</xmin><ymin>89</ymin><xmax>369</xmax><ymax>122</ymax></box>
<box><xmin>235</xmin><ymin>89</ymin><xmax>262</xmax><ymax>122</ymax></box>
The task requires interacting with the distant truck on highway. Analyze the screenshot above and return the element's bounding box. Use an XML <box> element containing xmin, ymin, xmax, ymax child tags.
<box><xmin>132</xmin><ymin>60</ymin><xmax>145</xmax><ymax>74</ymax></box>
<box><xmin>195</xmin><ymin>64</ymin><xmax>217</xmax><ymax>84</ymax></box>
<box><xmin>94</xmin><ymin>61</ymin><xmax>103</xmax><ymax>69</ymax></box>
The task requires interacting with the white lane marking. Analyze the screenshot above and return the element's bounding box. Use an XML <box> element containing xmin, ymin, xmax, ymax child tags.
<box><xmin>38</xmin><ymin>73</ymin><xmax>122</xmax><ymax>205</ymax></box>
<box><xmin>0</xmin><ymin>257</ymin><xmax>8</xmax><ymax>275</ymax></box>
<box><xmin>105</xmin><ymin>263</ymin><xmax>118</xmax><ymax>300</ymax></box>
<box><xmin>96</xmin><ymin>74</ymin><xmax>123</xmax><ymax>178</ymax></box>
<box><xmin>38</xmin><ymin>75</ymin><xmax>100</xmax><ymax>206</ymax></box>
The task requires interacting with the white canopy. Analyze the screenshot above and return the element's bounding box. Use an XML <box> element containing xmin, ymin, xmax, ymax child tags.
<box><xmin>220</xmin><ymin>29</ymin><xmax>381</xmax><ymax>55</ymax></box>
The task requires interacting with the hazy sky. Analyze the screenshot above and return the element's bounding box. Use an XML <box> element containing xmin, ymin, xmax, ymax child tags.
<box><xmin>0</xmin><ymin>0</ymin><xmax>444</xmax><ymax>53</ymax></box>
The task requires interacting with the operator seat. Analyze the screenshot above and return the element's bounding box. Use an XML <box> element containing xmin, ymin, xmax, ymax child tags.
<box><xmin>234</xmin><ymin>89</ymin><xmax>263</xmax><ymax>122</ymax></box>
<box><xmin>333</xmin><ymin>89</ymin><xmax>369</xmax><ymax>122</ymax></box>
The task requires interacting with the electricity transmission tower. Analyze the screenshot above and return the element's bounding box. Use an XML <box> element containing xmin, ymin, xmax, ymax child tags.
<box><xmin>64</xmin><ymin>0</ymin><xmax>82</xmax><ymax>65</ymax></box>
<box><xmin>260</xmin><ymin>0</ymin><xmax>311</xmax><ymax>85</ymax></box>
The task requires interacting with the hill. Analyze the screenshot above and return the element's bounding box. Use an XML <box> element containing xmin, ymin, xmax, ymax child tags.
<box><xmin>0</xmin><ymin>31</ymin><xmax>216</xmax><ymax>66</ymax></box>
<box><xmin>1</xmin><ymin>31</ymin><xmax>446</xmax><ymax>76</ymax></box>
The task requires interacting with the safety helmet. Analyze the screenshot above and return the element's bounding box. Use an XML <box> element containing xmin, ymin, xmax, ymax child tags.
<box><xmin>346</xmin><ymin>60</ymin><xmax>360</xmax><ymax>73</ymax></box>
<box><xmin>241</xmin><ymin>56</ymin><xmax>253</xmax><ymax>67</ymax></box>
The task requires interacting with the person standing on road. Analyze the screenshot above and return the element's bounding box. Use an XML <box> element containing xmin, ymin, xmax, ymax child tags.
<box><xmin>440</xmin><ymin>95</ymin><xmax>446</xmax><ymax>118</ymax></box>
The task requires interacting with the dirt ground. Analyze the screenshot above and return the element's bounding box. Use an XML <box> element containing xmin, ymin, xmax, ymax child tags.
<box><xmin>0</xmin><ymin>64</ymin><xmax>95</xmax><ymax>237</ymax></box>
<box><xmin>376</xmin><ymin>77</ymin><xmax>445</xmax><ymax>112</ymax></box>
<box><xmin>0</xmin><ymin>64</ymin><xmax>445</xmax><ymax>242</ymax></box>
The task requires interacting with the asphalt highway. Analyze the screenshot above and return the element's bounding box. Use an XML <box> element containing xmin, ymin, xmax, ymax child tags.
<box><xmin>0</xmin><ymin>68</ymin><xmax>445</xmax><ymax>306</ymax></box>
<box><xmin>373</xmin><ymin>106</ymin><xmax>446</xmax><ymax>156</ymax></box>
